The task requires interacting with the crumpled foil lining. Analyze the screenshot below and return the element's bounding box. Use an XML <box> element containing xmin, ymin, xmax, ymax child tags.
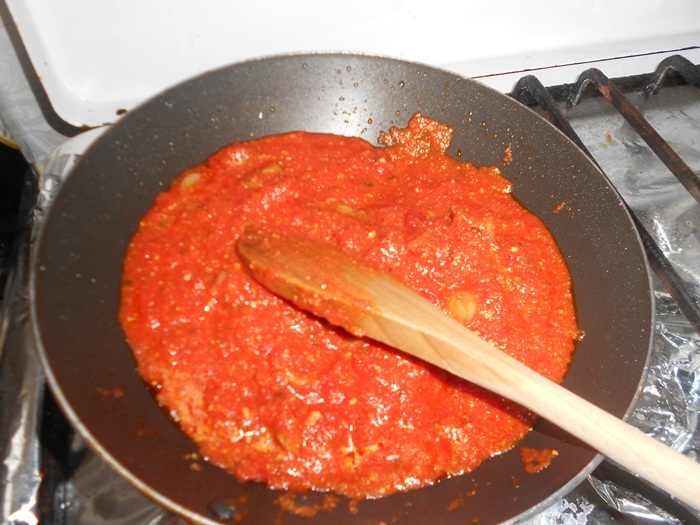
<box><xmin>1</xmin><ymin>82</ymin><xmax>699</xmax><ymax>525</ymax></box>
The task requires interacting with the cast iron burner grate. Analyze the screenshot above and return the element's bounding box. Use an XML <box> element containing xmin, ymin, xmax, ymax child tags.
<box><xmin>511</xmin><ymin>55</ymin><xmax>700</xmax><ymax>337</ymax></box>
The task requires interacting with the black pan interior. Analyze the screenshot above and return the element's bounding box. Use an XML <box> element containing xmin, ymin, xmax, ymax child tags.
<box><xmin>30</xmin><ymin>54</ymin><xmax>653</xmax><ymax>525</ymax></box>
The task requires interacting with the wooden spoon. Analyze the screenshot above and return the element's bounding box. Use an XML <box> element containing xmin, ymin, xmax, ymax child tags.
<box><xmin>237</xmin><ymin>227</ymin><xmax>700</xmax><ymax>511</ymax></box>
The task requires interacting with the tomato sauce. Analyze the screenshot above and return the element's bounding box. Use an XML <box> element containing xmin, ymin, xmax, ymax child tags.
<box><xmin>119</xmin><ymin>114</ymin><xmax>580</xmax><ymax>499</ymax></box>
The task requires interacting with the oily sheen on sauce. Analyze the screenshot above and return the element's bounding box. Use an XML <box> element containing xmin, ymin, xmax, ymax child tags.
<box><xmin>119</xmin><ymin>114</ymin><xmax>580</xmax><ymax>499</ymax></box>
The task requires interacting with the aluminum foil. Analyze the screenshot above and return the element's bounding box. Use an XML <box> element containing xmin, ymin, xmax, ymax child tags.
<box><xmin>1</xmin><ymin>81</ymin><xmax>699</xmax><ymax>525</ymax></box>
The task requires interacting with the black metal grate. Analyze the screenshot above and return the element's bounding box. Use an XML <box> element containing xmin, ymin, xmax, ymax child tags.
<box><xmin>510</xmin><ymin>55</ymin><xmax>700</xmax><ymax>336</ymax></box>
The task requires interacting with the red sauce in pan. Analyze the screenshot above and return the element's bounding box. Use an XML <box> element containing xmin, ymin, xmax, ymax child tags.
<box><xmin>119</xmin><ymin>114</ymin><xmax>580</xmax><ymax>499</ymax></box>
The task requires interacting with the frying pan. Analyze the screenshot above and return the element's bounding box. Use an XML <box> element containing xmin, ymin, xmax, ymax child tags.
<box><xmin>30</xmin><ymin>54</ymin><xmax>653</xmax><ymax>525</ymax></box>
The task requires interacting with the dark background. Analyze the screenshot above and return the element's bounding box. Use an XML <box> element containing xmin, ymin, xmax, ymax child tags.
<box><xmin>0</xmin><ymin>142</ymin><xmax>28</xmax><ymax>300</ymax></box>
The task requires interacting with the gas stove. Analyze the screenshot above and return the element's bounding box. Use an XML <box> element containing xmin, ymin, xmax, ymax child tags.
<box><xmin>4</xmin><ymin>0</ymin><xmax>700</xmax><ymax>130</ymax></box>
<box><xmin>0</xmin><ymin>3</ymin><xmax>699</xmax><ymax>524</ymax></box>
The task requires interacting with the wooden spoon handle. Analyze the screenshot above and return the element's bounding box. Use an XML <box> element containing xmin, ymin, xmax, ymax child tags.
<box><xmin>238</xmin><ymin>229</ymin><xmax>700</xmax><ymax>510</ymax></box>
<box><xmin>362</xmin><ymin>271</ymin><xmax>700</xmax><ymax>511</ymax></box>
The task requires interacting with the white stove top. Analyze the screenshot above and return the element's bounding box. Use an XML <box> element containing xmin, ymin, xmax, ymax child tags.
<box><xmin>6</xmin><ymin>0</ymin><xmax>700</xmax><ymax>128</ymax></box>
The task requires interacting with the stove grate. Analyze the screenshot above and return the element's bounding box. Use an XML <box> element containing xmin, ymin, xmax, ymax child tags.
<box><xmin>511</xmin><ymin>56</ymin><xmax>700</xmax><ymax>336</ymax></box>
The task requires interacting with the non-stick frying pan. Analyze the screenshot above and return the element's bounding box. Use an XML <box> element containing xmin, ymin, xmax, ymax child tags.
<box><xmin>30</xmin><ymin>54</ymin><xmax>653</xmax><ymax>525</ymax></box>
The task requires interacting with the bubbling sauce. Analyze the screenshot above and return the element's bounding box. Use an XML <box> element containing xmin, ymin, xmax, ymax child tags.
<box><xmin>120</xmin><ymin>114</ymin><xmax>580</xmax><ymax>498</ymax></box>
